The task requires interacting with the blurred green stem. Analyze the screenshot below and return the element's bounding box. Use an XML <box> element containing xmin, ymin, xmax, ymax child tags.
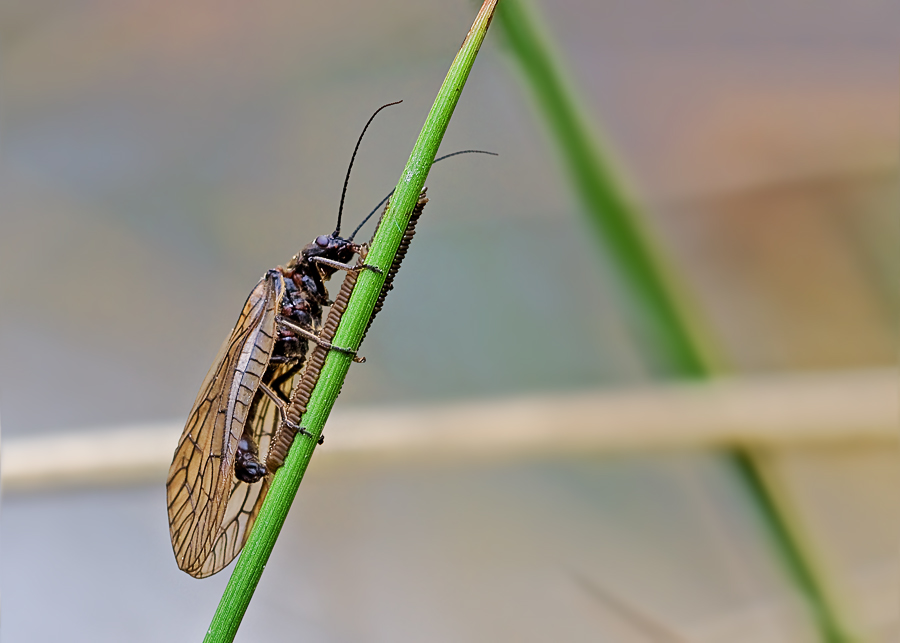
<box><xmin>203</xmin><ymin>1</ymin><xmax>499</xmax><ymax>641</ymax></box>
<box><xmin>495</xmin><ymin>0</ymin><xmax>855</xmax><ymax>641</ymax></box>
<box><xmin>497</xmin><ymin>0</ymin><xmax>717</xmax><ymax>379</ymax></box>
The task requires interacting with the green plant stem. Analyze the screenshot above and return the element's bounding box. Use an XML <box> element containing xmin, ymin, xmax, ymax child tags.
<box><xmin>203</xmin><ymin>2</ymin><xmax>498</xmax><ymax>641</ymax></box>
<box><xmin>497</xmin><ymin>0</ymin><xmax>717</xmax><ymax>379</ymax></box>
<box><xmin>495</xmin><ymin>1</ymin><xmax>854</xmax><ymax>641</ymax></box>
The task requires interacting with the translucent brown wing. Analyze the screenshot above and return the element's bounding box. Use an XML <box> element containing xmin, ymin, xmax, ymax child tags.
<box><xmin>166</xmin><ymin>270</ymin><xmax>286</xmax><ymax>578</ymax></box>
<box><xmin>192</xmin><ymin>361</ymin><xmax>298</xmax><ymax>577</ymax></box>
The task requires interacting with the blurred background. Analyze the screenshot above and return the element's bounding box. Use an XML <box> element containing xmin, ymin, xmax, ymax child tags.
<box><xmin>0</xmin><ymin>0</ymin><xmax>896</xmax><ymax>641</ymax></box>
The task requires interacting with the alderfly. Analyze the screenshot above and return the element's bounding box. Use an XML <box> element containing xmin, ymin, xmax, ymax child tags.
<box><xmin>166</xmin><ymin>101</ymin><xmax>495</xmax><ymax>578</ymax></box>
<box><xmin>166</xmin><ymin>102</ymin><xmax>397</xmax><ymax>578</ymax></box>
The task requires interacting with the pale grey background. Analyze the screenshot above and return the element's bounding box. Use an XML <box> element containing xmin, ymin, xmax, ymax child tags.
<box><xmin>1</xmin><ymin>0</ymin><xmax>896</xmax><ymax>640</ymax></box>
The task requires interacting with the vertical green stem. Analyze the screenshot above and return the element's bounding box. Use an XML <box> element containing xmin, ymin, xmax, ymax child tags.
<box><xmin>203</xmin><ymin>2</ymin><xmax>499</xmax><ymax>641</ymax></box>
<box><xmin>495</xmin><ymin>0</ymin><xmax>854</xmax><ymax>640</ymax></box>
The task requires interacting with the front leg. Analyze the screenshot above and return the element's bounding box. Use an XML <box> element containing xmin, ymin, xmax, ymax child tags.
<box><xmin>310</xmin><ymin>256</ymin><xmax>383</xmax><ymax>276</ymax></box>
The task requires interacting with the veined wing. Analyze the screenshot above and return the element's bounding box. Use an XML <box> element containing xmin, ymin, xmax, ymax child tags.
<box><xmin>196</xmin><ymin>361</ymin><xmax>300</xmax><ymax>577</ymax></box>
<box><xmin>166</xmin><ymin>270</ymin><xmax>284</xmax><ymax>578</ymax></box>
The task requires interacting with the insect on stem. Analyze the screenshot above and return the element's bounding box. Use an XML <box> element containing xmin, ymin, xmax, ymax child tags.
<box><xmin>166</xmin><ymin>107</ymin><xmax>494</xmax><ymax>579</ymax></box>
<box><xmin>166</xmin><ymin>104</ymin><xmax>407</xmax><ymax>579</ymax></box>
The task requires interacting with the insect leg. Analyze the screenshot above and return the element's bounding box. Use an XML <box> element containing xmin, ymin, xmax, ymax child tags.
<box><xmin>276</xmin><ymin>317</ymin><xmax>366</xmax><ymax>363</ymax></box>
<box><xmin>257</xmin><ymin>381</ymin><xmax>296</xmax><ymax>423</ymax></box>
<box><xmin>310</xmin><ymin>256</ymin><xmax>383</xmax><ymax>276</ymax></box>
<box><xmin>257</xmin><ymin>381</ymin><xmax>319</xmax><ymax>440</ymax></box>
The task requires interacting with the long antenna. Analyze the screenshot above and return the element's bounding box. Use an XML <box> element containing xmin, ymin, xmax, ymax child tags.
<box><xmin>348</xmin><ymin>149</ymin><xmax>497</xmax><ymax>241</ymax></box>
<box><xmin>335</xmin><ymin>100</ymin><xmax>403</xmax><ymax>236</ymax></box>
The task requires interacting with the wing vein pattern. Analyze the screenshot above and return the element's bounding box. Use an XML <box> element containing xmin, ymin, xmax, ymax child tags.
<box><xmin>166</xmin><ymin>271</ymin><xmax>293</xmax><ymax>578</ymax></box>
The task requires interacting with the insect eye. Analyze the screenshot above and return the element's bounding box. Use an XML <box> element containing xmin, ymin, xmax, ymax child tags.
<box><xmin>315</xmin><ymin>235</ymin><xmax>330</xmax><ymax>247</ymax></box>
